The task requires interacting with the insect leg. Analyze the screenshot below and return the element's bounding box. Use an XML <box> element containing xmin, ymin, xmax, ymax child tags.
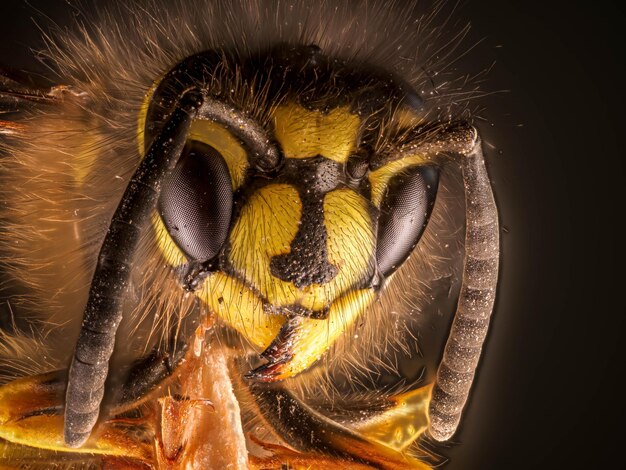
<box><xmin>64</xmin><ymin>89</ymin><xmax>203</xmax><ymax>448</ymax></box>
<box><xmin>1</xmin><ymin>66</ymin><xmax>56</xmax><ymax>107</ymax></box>
<box><xmin>1</xmin><ymin>66</ymin><xmax>60</xmax><ymax>135</ymax></box>
<box><xmin>247</xmin><ymin>383</ymin><xmax>432</xmax><ymax>470</ymax></box>
<box><xmin>117</xmin><ymin>313</ymin><xmax>197</xmax><ymax>408</ymax></box>
<box><xmin>427</xmin><ymin>126</ymin><xmax>500</xmax><ymax>441</ymax></box>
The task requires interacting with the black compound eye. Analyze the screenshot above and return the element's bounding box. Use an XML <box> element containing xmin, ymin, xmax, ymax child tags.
<box><xmin>376</xmin><ymin>165</ymin><xmax>439</xmax><ymax>277</ymax></box>
<box><xmin>158</xmin><ymin>141</ymin><xmax>233</xmax><ymax>262</ymax></box>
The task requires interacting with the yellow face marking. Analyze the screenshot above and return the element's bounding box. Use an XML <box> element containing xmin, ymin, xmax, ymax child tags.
<box><xmin>152</xmin><ymin>180</ymin><xmax>376</xmax><ymax>369</ymax></box>
<box><xmin>197</xmin><ymin>272</ymin><xmax>285</xmax><ymax>349</ymax></box>
<box><xmin>136</xmin><ymin>80</ymin><xmax>159</xmax><ymax>156</ymax></box>
<box><xmin>273</xmin><ymin>104</ymin><xmax>361</xmax><ymax>163</ymax></box>
<box><xmin>268</xmin><ymin>288</ymin><xmax>376</xmax><ymax>380</ymax></box>
<box><xmin>369</xmin><ymin>154</ymin><xmax>430</xmax><ymax>207</ymax></box>
<box><xmin>228</xmin><ymin>184</ymin><xmax>374</xmax><ymax>311</ymax></box>
<box><xmin>152</xmin><ymin>211</ymin><xmax>187</xmax><ymax>267</ymax></box>
<box><xmin>324</xmin><ymin>188</ymin><xmax>375</xmax><ymax>288</ymax></box>
<box><xmin>228</xmin><ymin>184</ymin><xmax>303</xmax><ymax>307</ymax></box>
<box><xmin>187</xmin><ymin>119</ymin><xmax>249</xmax><ymax>190</ymax></box>
<box><xmin>152</xmin><ymin>211</ymin><xmax>284</xmax><ymax>349</ymax></box>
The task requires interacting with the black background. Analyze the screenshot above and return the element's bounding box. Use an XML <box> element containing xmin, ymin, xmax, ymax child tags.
<box><xmin>1</xmin><ymin>1</ymin><xmax>625</xmax><ymax>469</ymax></box>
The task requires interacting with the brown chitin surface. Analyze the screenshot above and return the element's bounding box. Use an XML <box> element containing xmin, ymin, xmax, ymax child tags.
<box><xmin>157</xmin><ymin>330</ymin><xmax>248</xmax><ymax>469</ymax></box>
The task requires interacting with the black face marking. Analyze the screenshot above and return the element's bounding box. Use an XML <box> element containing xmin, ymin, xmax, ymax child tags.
<box><xmin>158</xmin><ymin>140</ymin><xmax>233</xmax><ymax>262</ymax></box>
<box><xmin>145</xmin><ymin>45</ymin><xmax>422</xmax><ymax>149</ymax></box>
<box><xmin>221</xmin><ymin>153</ymin><xmax>378</xmax><ymax>294</ymax></box>
<box><xmin>243</xmin><ymin>44</ymin><xmax>422</xmax><ymax>116</ymax></box>
<box><xmin>269</xmin><ymin>199</ymin><xmax>337</xmax><ymax>288</ymax></box>
<box><xmin>176</xmin><ymin>259</ymin><xmax>216</xmax><ymax>292</ymax></box>
<box><xmin>376</xmin><ymin>165</ymin><xmax>439</xmax><ymax>277</ymax></box>
<box><xmin>269</xmin><ymin>157</ymin><xmax>341</xmax><ymax>288</ymax></box>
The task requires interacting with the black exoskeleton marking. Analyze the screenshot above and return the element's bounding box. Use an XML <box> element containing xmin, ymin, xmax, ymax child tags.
<box><xmin>269</xmin><ymin>157</ymin><xmax>341</xmax><ymax>288</ymax></box>
<box><xmin>64</xmin><ymin>44</ymin><xmax>434</xmax><ymax>448</ymax></box>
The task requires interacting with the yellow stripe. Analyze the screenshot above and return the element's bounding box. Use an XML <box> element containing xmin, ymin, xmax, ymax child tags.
<box><xmin>273</xmin><ymin>104</ymin><xmax>361</xmax><ymax>163</ymax></box>
<box><xmin>369</xmin><ymin>154</ymin><xmax>430</xmax><ymax>207</ymax></box>
<box><xmin>197</xmin><ymin>272</ymin><xmax>285</xmax><ymax>349</ymax></box>
<box><xmin>151</xmin><ymin>211</ymin><xmax>187</xmax><ymax>267</ymax></box>
<box><xmin>187</xmin><ymin>119</ymin><xmax>249</xmax><ymax>190</ymax></box>
<box><xmin>324</xmin><ymin>188</ymin><xmax>375</xmax><ymax>291</ymax></box>
<box><xmin>136</xmin><ymin>80</ymin><xmax>159</xmax><ymax>156</ymax></box>
<box><xmin>270</xmin><ymin>288</ymin><xmax>376</xmax><ymax>380</ymax></box>
<box><xmin>228</xmin><ymin>184</ymin><xmax>302</xmax><ymax>307</ymax></box>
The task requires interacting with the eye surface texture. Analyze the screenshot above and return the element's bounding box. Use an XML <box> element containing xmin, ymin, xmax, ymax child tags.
<box><xmin>158</xmin><ymin>141</ymin><xmax>233</xmax><ymax>262</ymax></box>
<box><xmin>376</xmin><ymin>165</ymin><xmax>439</xmax><ymax>277</ymax></box>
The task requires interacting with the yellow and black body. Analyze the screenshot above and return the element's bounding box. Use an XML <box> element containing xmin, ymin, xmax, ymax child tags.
<box><xmin>0</xmin><ymin>2</ymin><xmax>499</xmax><ymax>469</ymax></box>
<box><xmin>149</xmin><ymin>47</ymin><xmax>439</xmax><ymax>372</ymax></box>
<box><xmin>63</xmin><ymin>45</ymin><xmax>443</xmax><ymax>449</ymax></box>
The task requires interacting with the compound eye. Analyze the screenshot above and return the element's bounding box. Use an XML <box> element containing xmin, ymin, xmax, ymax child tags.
<box><xmin>376</xmin><ymin>165</ymin><xmax>438</xmax><ymax>277</ymax></box>
<box><xmin>158</xmin><ymin>141</ymin><xmax>233</xmax><ymax>261</ymax></box>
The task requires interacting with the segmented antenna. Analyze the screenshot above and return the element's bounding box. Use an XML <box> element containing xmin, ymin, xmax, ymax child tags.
<box><xmin>64</xmin><ymin>90</ymin><xmax>203</xmax><ymax>448</ymax></box>
<box><xmin>428</xmin><ymin>131</ymin><xmax>499</xmax><ymax>441</ymax></box>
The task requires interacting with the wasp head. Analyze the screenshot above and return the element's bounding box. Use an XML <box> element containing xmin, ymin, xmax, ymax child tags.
<box><xmin>147</xmin><ymin>46</ymin><xmax>439</xmax><ymax>381</ymax></box>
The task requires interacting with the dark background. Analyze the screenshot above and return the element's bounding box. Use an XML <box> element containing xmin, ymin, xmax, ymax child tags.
<box><xmin>1</xmin><ymin>1</ymin><xmax>625</xmax><ymax>469</ymax></box>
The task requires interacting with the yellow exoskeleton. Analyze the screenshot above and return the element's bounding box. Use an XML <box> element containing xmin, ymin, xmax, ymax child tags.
<box><xmin>0</xmin><ymin>1</ymin><xmax>499</xmax><ymax>468</ymax></box>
